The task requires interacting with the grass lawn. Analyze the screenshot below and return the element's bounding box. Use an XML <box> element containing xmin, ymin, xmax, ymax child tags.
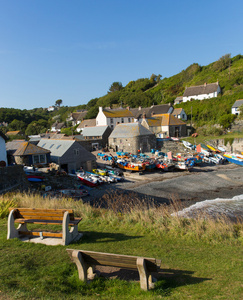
<box><xmin>0</xmin><ymin>215</ymin><xmax>242</xmax><ymax>300</ymax></box>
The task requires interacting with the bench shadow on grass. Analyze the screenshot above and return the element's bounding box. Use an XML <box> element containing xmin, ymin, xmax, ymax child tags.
<box><xmin>91</xmin><ymin>267</ymin><xmax>211</xmax><ymax>296</ymax></box>
<box><xmin>154</xmin><ymin>268</ymin><xmax>212</xmax><ymax>296</ymax></box>
<box><xmin>75</xmin><ymin>231</ymin><xmax>142</xmax><ymax>244</ymax></box>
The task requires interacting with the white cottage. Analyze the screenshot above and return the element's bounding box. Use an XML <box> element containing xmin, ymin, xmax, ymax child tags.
<box><xmin>231</xmin><ymin>99</ymin><xmax>243</xmax><ymax>115</ymax></box>
<box><xmin>0</xmin><ymin>131</ymin><xmax>8</xmax><ymax>166</ymax></box>
<box><xmin>183</xmin><ymin>81</ymin><xmax>221</xmax><ymax>103</ymax></box>
<box><xmin>96</xmin><ymin>107</ymin><xmax>134</xmax><ymax>130</ymax></box>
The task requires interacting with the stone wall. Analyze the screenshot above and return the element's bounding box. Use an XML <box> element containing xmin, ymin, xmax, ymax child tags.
<box><xmin>0</xmin><ymin>165</ymin><xmax>27</xmax><ymax>194</ymax></box>
<box><xmin>209</xmin><ymin>137</ymin><xmax>243</xmax><ymax>153</ymax></box>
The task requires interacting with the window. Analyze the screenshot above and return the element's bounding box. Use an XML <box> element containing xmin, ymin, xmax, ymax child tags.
<box><xmin>42</xmin><ymin>143</ymin><xmax>46</xmax><ymax>147</ymax></box>
<box><xmin>128</xmin><ymin>118</ymin><xmax>131</xmax><ymax>123</ymax></box>
<box><xmin>113</xmin><ymin>138</ymin><xmax>116</xmax><ymax>142</ymax></box>
<box><xmin>32</xmin><ymin>154</ymin><xmax>46</xmax><ymax>165</ymax></box>
<box><xmin>74</xmin><ymin>149</ymin><xmax>79</xmax><ymax>155</ymax></box>
<box><xmin>49</xmin><ymin>144</ymin><xmax>54</xmax><ymax>149</ymax></box>
<box><xmin>110</xmin><ymin>118</ymin><xmax>113</xmax><ymax>124</ymax></box>
<box><xmin>121</xmin><ymin>118</ymin><xmax>124</xmax><ymax>123</ymax></box>
<box><xmin>56</xmin><ymin>145</ymin><xmax>61</xmax><ymax>149</ymax></box>
<box><xmin>111</xmin><ymin>125</ymin><xmax>113</xmax><ymax>129</ymax></box>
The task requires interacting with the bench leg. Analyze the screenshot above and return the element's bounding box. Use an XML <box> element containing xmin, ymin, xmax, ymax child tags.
<box><xmin>62</xmin><ymin>211</ymin><xmax>79</xmax><ymax>245</ymax></box>
<box><xmin>137</xmin><ymin>258</ymin><xmax>150</xmax><ymax>291</ymax></box>
<box><xmin>7</xmin><ymin>209</ymin><xmax>28</xmax><ymax>239</ymax></box>
<box><xmin>70</xmin><ymin>250</ymin><xmax>88</xmax><ymax>282</ymax></box>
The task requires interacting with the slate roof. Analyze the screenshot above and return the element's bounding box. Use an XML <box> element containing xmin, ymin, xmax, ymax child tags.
<box><xmin>70</xmin><ymin>111</ymin><xmax>88</xmax><ymax>121</ymax></box>
<box><xmin>129</xmin><ymin>104</ymin><xmax>172</xmax><ymax>119</ymax></box>
<box><xmin>109</xmin><ymin>123</ymin><xmax>153</xmax><ymax>138</ymax></box>
<box><xmin>38</xmin><ymin>139</ymin><xmax>76</xmax><ymax>157</ymax></box>
<box><xmin>82</xmin><ymin>125</ymin><xmax>109</xmax><ymax>137</ymax></box>
<box><xmin>232</xmin><ymin>99</ymin><xmax>243</xmax><ymax>108</ymax></box>
<box><xmin>77</xmin><ymin>119</ymin><xmax>96</xmax><ymax>129</ymax></box>
<box><xmin>102</xmin><ymin>109</ymin><xmax>134</xmax><ymax>118</ymax></box>
<box><xmin>183</xmin><ymin>82</ymin><xmax>220</xmax><ymax>97</ymax></box>
<box><xmin>37</xmin><ymin>139</ymin><xmax>96</xmax><ymax>161</ymax></box>
<box><xmin>51</xmin><ymin>122</ymin><xmax>65</xmax><ymax>129</ymax></box>
<box><xmin>6</xmin><ymin>140</ymin><xmax>26</xmax><ymax>154</ymax></box>
<box><xmin>13</xmin><ymin>142</ymin><xmax>50</xmax><ymax>156</ymax></box>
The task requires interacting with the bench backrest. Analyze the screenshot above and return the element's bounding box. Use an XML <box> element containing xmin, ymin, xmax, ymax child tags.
<box><xmin>67</xmin><ymin>249</ymin><xmax>161</xmax><ymax>272</ymax></box>
<box><xmin>9</xmin><ymin>208</ymin><xmax>75</xmax><ymax>221</ymax></box>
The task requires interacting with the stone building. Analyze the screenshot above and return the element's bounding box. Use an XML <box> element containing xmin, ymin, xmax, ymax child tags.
<box><xmin>108</xmin><ymin>123</ymin><xmax>156</xmax><ymax>153</ymax></box>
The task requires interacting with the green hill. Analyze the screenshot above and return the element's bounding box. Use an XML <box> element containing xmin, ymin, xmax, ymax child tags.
<box><xmin>1</xmin><ymin>54</ymin><xmax>243</xmax><ymax>135</ymax></box>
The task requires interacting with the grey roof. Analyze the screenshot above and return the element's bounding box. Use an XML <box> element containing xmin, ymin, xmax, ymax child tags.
<box><xmin>82</xmin><ymin>126</ymin><xmax>109</xmax><ymax>137</ymax></box>
<box><xmin>77</xmin><ymin>119</ymin><xmax>96</xmax><ymax>129</ymax></box>
<box><xmin>6</xmin><ymin>140</ymin><xmax>26</xmax><ymax>153</ymax></box>
<box><xmin>130</xmin><ymin>104</ymin><xmax>172</xmax><ymax>119</ymax></box>
<box><xmin>232</xmin><ymin>99</ymin><xmax>243</xmax><ymax>108</ymax></box>
<box><xmin>109</xmin><ymin>123</ymin><xmax>154</xmax><ymax>138</ymax></box>
<box><xmin>37</xmin><ymin>138</ymin><xmax>95</xmax><ymax>161</ymax></box>
<box><xmin>183</xmin><ymin>82</ymin><xmax>220</xmax><ymax>97</ymax></box>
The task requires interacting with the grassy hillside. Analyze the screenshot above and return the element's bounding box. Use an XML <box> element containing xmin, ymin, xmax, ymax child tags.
<box><xmin>0</xmin><ymin>192</ymin><xmax>242</xmax><ymax>299</ymax></box>
<box><xmin>1</xmin><ymin>54</ymin><xmax>243</xmax><ymax>135</ymax></box>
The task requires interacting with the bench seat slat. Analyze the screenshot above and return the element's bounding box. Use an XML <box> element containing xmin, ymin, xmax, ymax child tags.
<box><xmin>15</xmin><ymin>218</ymin><xmax>82</xmax><ymax>225</ymax></box>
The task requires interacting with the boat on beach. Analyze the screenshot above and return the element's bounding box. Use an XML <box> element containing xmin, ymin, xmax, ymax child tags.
<box><xmin>76</xmin><ymin>172</ymin><xmax>100</xmax><ymax>187</ymax></box>
<box><xmin>223</xmin><ymin>153</ymin><xmax>243</xmax><ymax>166</ymax></box>
<box><xmin>116</xmin><ymin>159</ymin><xmax>146</xmax><ymax>172</ymax></box>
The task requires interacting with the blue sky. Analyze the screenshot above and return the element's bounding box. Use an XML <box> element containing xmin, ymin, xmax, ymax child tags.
<box><xmin>0</xmin><ymin>0</ymin><xmax>242</xmax><ymax>110</ymax></box>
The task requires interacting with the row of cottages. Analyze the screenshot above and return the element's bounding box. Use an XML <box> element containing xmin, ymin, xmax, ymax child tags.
<box><xmin>141</xmin><ymin>113</ymin><xmax>187</xmax><ymax>138</ymax></box>
<box><xmin>109</xmin><ymin>123</ymin><xmax>156</xmax><ymax>153</ymax></box>
<box><xmin>0</xmin><ymin>131</ymin><xmax>8</xmax><ymax>166</ymax></box>
<box><xmin>37</xmin><ymin>139</ymin><xmax>96</xmax><ymax>173</ymax></box>
<box><xmin>182</xmin><ymin>81</ymin><xmax>221</xmax><ymax>103</ymax></box>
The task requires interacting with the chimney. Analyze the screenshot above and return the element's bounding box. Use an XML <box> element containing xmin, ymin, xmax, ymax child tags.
<box><xmin>138</xmin><ymin>106</ymin><xmax>142</xmax><ymax>110</ymax></box>
<box><xmin>204</xmin><ymin>82</ymin><xmax>207</xmax><ymax>87</ymax></box>
<box><xmin>126</xmin><ymin>106</ymin><xmax>130</xmax><ymax>110</ymax></box>
<box><xmin>143</xmin><ymin>112</ymin><xmax>146</xmax><ymax>119</ymax></box>
<box><xmin>99</xmin><ymin>106</ymin><xmax>103</xmax><ymax>113</ymax></box>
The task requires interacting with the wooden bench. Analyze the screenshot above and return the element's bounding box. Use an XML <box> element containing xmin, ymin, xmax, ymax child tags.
<box><xmin>67</xmin><ymin>249</ymin><xmax>161</xmax><ymax>291</ymax></box>
<box><xmin>7</xmin><ymin>208</ymin><xmax>82</xmax><ymax>245</ymax></box>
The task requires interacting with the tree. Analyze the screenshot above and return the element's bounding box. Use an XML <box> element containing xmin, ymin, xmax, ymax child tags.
<box><xmin>108</xmin><ymin>82</ymin><xmax>123</xmax><ymax>93</ymax></box>
<box><xmin>55</xmin><ymin>99</ymin><xmax>63</xmax><ymax>107</ymax></box>
<box><xmin>9</xmin><ymin>119</ymin><xmax>26</xmax><ymax>131</ymax></box>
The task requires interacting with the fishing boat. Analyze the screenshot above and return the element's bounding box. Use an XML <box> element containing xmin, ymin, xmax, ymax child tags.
<box><xmin>116</xmin><ymin>159</ymin><xmax>146</xmax><ymax>172</ymax></box>
<box><xmin>182</xmin><ymin>140</ymin><xmax>195</xmax><ymax>150</ymax></box>
<box><xmin>92</xmin><ymin>168</ymin><xmax>108</xmax><ymax>176</ymax></box>
<box><xmin>223</xmin><ymin>153</ymin><xmax>243</xmax><ymax>166</ymax></box>
<box><xmin>76</xmin><ymin>172</ymin><xmax>99</xmax><ymax>187</ymax></box>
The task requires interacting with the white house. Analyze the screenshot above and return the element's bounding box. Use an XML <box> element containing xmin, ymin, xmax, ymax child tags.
<box><xmin>183</xmin><ymin>81</ymin><xmax>221</xmax><ymax>103</ymax></box>
<box><xmin>231</xmin><ymin>99</ymin><xmax>243</xmax><ymax>115</ymax></box>
<box><xmin>0</xmin><ymin>131</ymin><xmax>8</xmax><ymax>166</ymax></box>
<box><xmin>172</xmin><ymin>108</ymin><xmax>187</xmax><ymax>121</ymax></box>
<box><xmin>96</xmin><ymin>107</ymin><xmax>134</xmax><ymax>130</ymax></box>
